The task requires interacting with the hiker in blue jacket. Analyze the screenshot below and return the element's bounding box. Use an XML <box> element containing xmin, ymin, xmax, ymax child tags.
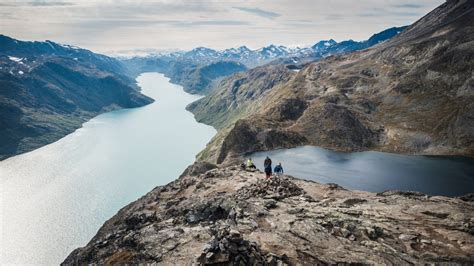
<box><xmin>274</xmin><ymin>163</ymin><xmax>284</xmax><ymax>177</ymax></box>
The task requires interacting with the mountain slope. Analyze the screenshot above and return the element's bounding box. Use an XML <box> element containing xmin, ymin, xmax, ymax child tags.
<box><xmin>121</xmin><ymin>57</ymin><xmax>247</xmax><ymax>94</ymax></box>
<box><xmin>187</xmin><ymin>65</ymin><xmax>295</xmax><ymax>129</ymax></box>
<box><xmin>189</xmin><ymin>0</ymin><xmax>474</xmax><ymax>164</ymax></box>
<box><xmin>165</xmin><ymin>61</ymin><xmax>247</xmax><ymax>94</ymax></box>
<box><xmin>0</xmin><ymin>35</ymin><xmax>153</xmax><ymax>160</ymax></box>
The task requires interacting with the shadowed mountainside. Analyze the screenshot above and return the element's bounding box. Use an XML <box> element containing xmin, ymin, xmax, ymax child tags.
<box><xmin>0</xmin><ymin>35</ymin><xmax>153</xmax><ymax>160</ymax></box>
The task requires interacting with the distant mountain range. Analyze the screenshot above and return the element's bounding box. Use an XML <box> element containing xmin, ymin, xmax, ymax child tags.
<box><xmin>125</xmin><ymin>26</ymin><xmax>407</xmax><ymax>68</ymax></box>
<box><xmin>0</xmin><ymin>35</ymin><xmax>153</xmax><ymax>160</ymax></box>
<box><xmin>121</xmin><ymin>26</ymin><xmax>407</xmax><ymax>93</ymax></box>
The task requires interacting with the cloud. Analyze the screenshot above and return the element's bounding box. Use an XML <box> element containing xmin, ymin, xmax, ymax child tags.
<box><xmin>357</xmin><ymin>11</ymin><xmax>423</xmax><ymax>18</ymax></box>
<box><xmin>282</xmin><ymin>19</ymin><xmax>318</xmax><ymax>28</ymax></box>
<box><xmin>1</xmin><ymin>0</ymin><xmax>445</xmax><ymax>52</ymax></box>
<box><xmin>233</xmin><ymin>6</ymin><xmax>280</xmax><ymax>19</ymax></box>
<box><xmin>391</xmin><ymin>3</ymin><xmax>425</xmax><ymax>9</ymax></box>
<box><xmin>0</xmin><ymin>1</ymin><xmax>74</xmax><ymax>7</ymax></box>
<box><xmin>175</xmin><ymin>20</ymin><xmax>251</xmax><ymax>27</ymax></box>
<box><xmin>70</xmin><ymin>19</ymin><xmax>250</xmax><ymax>31</ymax></box>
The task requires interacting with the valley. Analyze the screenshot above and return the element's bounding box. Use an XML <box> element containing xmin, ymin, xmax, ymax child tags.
<box><xmin>1</xmin><ymin>0</ymin><xmax>473</xmax><ymax>264</ymax></box>
<box><xmin>62</xmin><ymin>1</ymin><xmax>474</xmax><ymax>264</ymax></box>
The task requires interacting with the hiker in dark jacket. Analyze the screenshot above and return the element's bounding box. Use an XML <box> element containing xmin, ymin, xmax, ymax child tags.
<box><xmin>264</xmin><ymin>156</ymin><xmax>272</xmax><ymax>178</ymax></box>
<box><xmin>274</xmin><ymin>163</ymin><xmax>284</xmax><ymax>177</ymax></box>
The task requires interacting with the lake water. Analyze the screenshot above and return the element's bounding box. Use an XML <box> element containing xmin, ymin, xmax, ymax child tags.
<box><xmin>250</xmin><ymin>146</ymin><xmax>474</xmax><ymax>197</ymax></box>
<box><xmin>0</xmin><ymin>73</ymin><xmax>216</xmax><ymax>265</ymax></box>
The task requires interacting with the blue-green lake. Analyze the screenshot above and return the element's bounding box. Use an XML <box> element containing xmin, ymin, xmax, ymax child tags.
<box><xmin>0</xmin><ymin>73</ymin><xmax>216</xmax><ymax>264</ymax></box>
<box><xmin>250</xmin><ymin>146</ymin><xmax>474</xmax><ymax>196</ymax></box>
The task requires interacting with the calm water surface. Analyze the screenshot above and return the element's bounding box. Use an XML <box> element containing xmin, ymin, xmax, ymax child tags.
<box><xmin>250</xmin><ymin>146</ymin><xmax>474</xmax><ymax>196</ymax></box>
<box><xmin>0</xmin><ymin>73</ymin><xmax>216</xmax><ymax>264</ymax></box>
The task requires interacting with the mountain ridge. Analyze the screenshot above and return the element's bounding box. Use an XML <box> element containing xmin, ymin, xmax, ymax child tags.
<box><xmin>0</xmin><ymin>35</ymin><xmax>153</xmax><ymax>160</ymax></box>
<box><xmin>122</xmin><ymin>25</ymin><xmax>408</xmax><ymax>69</ymax></box>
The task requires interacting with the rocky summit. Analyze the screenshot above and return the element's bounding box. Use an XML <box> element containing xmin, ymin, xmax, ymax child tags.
<box><xmin>63</xmin><ymin>165</ymin><xmax>474</xmax><ymax>265</ymax></box>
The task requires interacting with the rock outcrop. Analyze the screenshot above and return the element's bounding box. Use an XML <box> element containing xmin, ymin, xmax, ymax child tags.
<box><xmin>63</xmin><ymin>166</ymin><xmax>474</xmax><ymax>265</ymax></box>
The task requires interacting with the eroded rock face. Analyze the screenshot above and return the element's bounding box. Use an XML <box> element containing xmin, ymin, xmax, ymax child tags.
<box><xmin>63</xmin><ymin>166</ymin><xmax>474</xmax><ymax>265</ymax></box>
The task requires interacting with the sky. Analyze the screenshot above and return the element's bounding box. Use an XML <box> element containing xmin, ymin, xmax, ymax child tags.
<box><xmin>0</xmin><ymin>0</ymin><xmax>445</xmax><ymax>55</ymax></box>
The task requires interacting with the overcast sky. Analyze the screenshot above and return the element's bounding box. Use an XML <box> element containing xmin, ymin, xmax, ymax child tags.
<box><xmin>1</xmin><ymin>0</ymin><xmax>444</xmax><ymax>54</ymax></box>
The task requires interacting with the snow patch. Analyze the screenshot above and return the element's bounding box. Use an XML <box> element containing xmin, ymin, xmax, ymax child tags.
<box><xmin>8</xmin><ymin>56</ymin><xmax>22</xmax><ymax>62</ymax></box>
<box><xmin>18</xmin><ymin>70</ymin><xmax>24</xmax><ymax>75</ymax></box>
<box><xmin>60</xmin><ymin>43</ymin><xmax>80</xmax><ymax>50</ymax></box>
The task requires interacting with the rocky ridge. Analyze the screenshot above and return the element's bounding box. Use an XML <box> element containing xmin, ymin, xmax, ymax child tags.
<box><xmin>63</xmin><ymin>166</ymin><xmax>474</xmax><ymax>264</ymax></box>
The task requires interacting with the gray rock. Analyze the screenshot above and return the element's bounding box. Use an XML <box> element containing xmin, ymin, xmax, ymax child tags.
<box><xmin>399</xmin><ymin>234</ymin><xmax>418</xmax><ymax>241</ymax></box>
<box><xmin>366</xmin><ymin>226</ymin><xmax>384</xmax><ymax>240</ymax></box>
<box><xmin>264</xmin><ymin>199</ymin><xmax>278</xmax><ymax>209</ymax></box>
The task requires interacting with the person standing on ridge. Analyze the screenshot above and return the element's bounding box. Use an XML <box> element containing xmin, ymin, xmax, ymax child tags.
<box><xmin>264</xmin><ymin>156</ymin><xmax>272</xmax><ymax>178</ymax></box>
<box><xmin>274</xmin><ymin>163</ymin><xmax>284</xmax><ymax>177</ymax></box>
<box><xmin>247</xmin><ymin>158</ymin><xmax>256</xmax><ymax>169</ymax></box>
